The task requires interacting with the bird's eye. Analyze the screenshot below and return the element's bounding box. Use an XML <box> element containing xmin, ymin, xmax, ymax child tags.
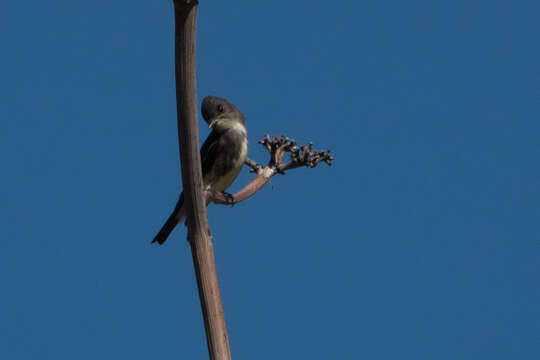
<box><xmin>217</xmin><ymin>104</ymin><xmax>224</xmax><ymax>113</ymax></box>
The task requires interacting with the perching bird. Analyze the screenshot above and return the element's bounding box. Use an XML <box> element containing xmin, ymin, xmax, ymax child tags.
<box><xmin>152</xmin><ymin>96</ymin><xmax>248</xmax><ymax>245</ymax></box>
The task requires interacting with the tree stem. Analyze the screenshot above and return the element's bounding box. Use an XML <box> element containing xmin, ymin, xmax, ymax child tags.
<box><xmin>172</xmin><ymin>1</ymin><xmax>231</xmax><ymax>359</ymax></box>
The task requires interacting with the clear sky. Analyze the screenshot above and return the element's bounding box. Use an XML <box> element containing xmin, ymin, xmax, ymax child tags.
<box><xmin>2</xmin><ymin>1</ymin><xmax>539</xmax><ymax>359</ymax></box>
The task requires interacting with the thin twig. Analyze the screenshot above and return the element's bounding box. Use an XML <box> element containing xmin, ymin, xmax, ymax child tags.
<box><xmin>206</xmin><ymin>134</ymin><xmax>333</xmax><ymax>205</ymax></box>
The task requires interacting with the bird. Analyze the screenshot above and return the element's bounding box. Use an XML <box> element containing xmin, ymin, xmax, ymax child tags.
<box><xmin>152</xmin><ymin>95</ymin><xmax>248</xmax><ymax>245</ymax></box>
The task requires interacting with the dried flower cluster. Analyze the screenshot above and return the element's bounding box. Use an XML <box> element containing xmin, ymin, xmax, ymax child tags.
<box><xmin>206</xmin><ymin>134</ymin><xmax>333</xmax><ymax>205</ymax></box>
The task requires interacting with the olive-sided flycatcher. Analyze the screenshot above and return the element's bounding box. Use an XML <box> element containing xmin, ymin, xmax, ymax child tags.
<box><xmin>152</xmin><ymin>96</ymin><xmax>248</xmax><ymax>245</ymax></box>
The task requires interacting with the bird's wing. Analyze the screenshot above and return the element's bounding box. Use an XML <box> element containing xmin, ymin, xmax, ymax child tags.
<box><xmin>200</xmin><ymin>130</ymin><xmax>221</xmax><ymax>183</ymax></box>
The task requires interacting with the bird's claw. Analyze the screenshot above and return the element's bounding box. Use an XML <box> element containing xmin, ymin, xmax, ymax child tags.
<box><xmin>222</xmin><ymin>191</ymin><xmax>235</xmax><ymax>206</ymax></box>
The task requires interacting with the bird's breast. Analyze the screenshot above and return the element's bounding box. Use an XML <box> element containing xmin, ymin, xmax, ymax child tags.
<box><xmin>208</xmin><ymin>129</ymin><xmax>248</xmax><ymax>192</ymax></box>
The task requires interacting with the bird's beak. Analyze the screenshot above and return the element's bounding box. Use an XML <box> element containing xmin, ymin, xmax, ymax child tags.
<box><xmin>208</xmin><ymin>119</ymin><xmax>217</xmax><ymax>129</ymax></box>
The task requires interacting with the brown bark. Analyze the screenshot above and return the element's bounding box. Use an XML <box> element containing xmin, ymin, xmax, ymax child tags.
<box><xmin>172</xmin><ymin>1</ymin><xmax>231</xmax><ymax>359</ymax></box>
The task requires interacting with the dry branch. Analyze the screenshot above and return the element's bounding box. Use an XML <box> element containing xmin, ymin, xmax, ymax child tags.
<box><xmin>171</xmin><ymin>2</ymin><xmax>332</xmax><ymax>360</ymax></box>
<box><xmin>206</xmin><ymin>134</ymin><xmax>333</xmax><ymax>205</ymax></box>
<box><xmin>172</xmin><ymin>1</ymin><xmax>231</xmax><ymax>360</ymax></box>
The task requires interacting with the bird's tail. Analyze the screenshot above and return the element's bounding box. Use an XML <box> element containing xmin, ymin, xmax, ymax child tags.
<box><xmin>152</xmin><ymin>193</ymin><xmax>185</xmax><ymax>245</ymax></box>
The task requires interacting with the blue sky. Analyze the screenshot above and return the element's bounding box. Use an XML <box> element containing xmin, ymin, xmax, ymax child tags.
<box><xmin>1</xmin><ymin>1</ymin><xmax>539</xmax><ymax>359</ymax></box>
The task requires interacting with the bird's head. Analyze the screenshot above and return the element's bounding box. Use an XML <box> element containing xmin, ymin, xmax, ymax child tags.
<box><xmin>201</xmin><ymin>96</ymin><xmax>246</xmax><ymax>133</ymax></box>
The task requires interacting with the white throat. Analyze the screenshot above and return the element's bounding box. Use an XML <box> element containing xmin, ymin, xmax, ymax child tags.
<box><xmin>217</xmin><ymin>120</ymin><xmax>247</xmax><ymax>137</ymax></box>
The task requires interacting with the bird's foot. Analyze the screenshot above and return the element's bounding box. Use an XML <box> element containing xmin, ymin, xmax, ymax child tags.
<box><xmin>209</xmin><ymin>189</ymin><xmax>235</xmax><ymax>206</ymax></box>
<box><xmin>221</xmin><ymin>191</ymin><xmax>235</xmax><ymax>206</ymax></box>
